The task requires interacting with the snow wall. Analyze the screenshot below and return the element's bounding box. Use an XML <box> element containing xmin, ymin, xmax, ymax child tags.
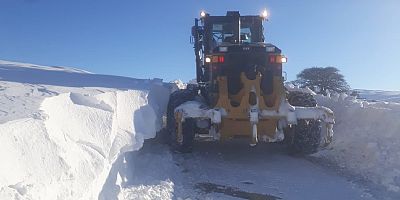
<box><xmin>316</xmin><ymin>93</ymin><xmax>400</xmax><ymax>192</ymax></box>
<box><xmin>0</xmin><ymin>85</ymin><xmax>170</xmax><ymax>200</ymax></box>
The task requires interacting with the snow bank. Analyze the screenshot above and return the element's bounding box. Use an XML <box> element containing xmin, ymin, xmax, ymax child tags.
<box><xmin>315</xmin><ymin>93</ymin><xmax>400</xmax><ymax>192</ymax></box>
<box><xmin>170</xmin><ymin>80</ymin><xmax>186</xmax><ymax>92</ymax></box>
<box><xmin>0</xmin><ymin>88</ymin><xmax>169</xmax><ymax>200</ymax></box>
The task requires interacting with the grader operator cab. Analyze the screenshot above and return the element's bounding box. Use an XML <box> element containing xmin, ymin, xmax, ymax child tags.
<box><xmin>167</xmin><ymin>11</ymin><xmax>334</xmax><ymax>153</ymax></box>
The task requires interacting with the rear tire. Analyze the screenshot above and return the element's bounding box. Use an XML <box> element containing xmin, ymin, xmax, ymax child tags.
<box><xmin>287</xmin><ymin>91</ymin><xmax>317</xmax><ymax>107</ymax></box>
<box><xmin>166</xmin><ymin>88</ymin><xmax>197</xmax><ymax>153</ymax></box>
<box><xmin>285</xmin><ymin>91</ymin><xmax>322</xmax><ymax>154</ymax></box>
<box><xmin>287</xmin><ymin>120</ymin><xmax>321</xmax><ymax>154</ymax></box>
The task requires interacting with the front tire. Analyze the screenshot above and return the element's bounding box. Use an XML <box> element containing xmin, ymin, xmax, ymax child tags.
<box><xmin>285</xmin><ymin>91</ymin><xmax>322</xmax><ymax>154</ymax></box>
<box><xmin>166</xmin><ymin>89</ymin><xmax>197</xmax><ymax>153</ymax></box>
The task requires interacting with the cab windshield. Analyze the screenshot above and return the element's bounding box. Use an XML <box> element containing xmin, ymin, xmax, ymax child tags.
<box><xmin>209</xmin><ymin>17</ymin><xmax>263</xmax><ymax>46</ymax></box>
<box><xmin>212</xmin><ymin>23</ymin><xmax>235</xmax><ymax>44</ymax></box>
<box><xmin>240</xmin><ymin>17</ymin><xmax>263</xmax><ymax>43</ymax></box>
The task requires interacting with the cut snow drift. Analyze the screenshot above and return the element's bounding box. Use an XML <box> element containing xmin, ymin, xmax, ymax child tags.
<box><xmin>0</xmin><ymin>89</ymin><xmax>168</xmax><ymax>200</ymax></box>
<box><xmin>315</xmin><ymin>93</ymin><xmax>400</xmax><ymax>192</ymax></box>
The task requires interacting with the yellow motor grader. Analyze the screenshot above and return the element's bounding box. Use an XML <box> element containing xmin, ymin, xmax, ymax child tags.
<box><xmin>167</xmin><ymin>11</ymin><xmax>334</xmax><ymax>153</ymax></box>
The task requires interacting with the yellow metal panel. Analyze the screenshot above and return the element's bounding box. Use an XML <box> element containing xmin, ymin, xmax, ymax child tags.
<box><xmin>219</xmin><ymin>119</ymin><xmax>277</xmax><ymax>140</ymax></box>
<box><xmin>213</xmin><ymin>72</ymin><xmax>284</xmax><ymax>138</ymax></box>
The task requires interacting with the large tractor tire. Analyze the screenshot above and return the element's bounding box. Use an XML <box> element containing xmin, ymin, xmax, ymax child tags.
<box><xmin>166</xmin><ymin>88</ymin><xmax>197</xmax><ymax>153</ymax></box>
<box><xmin>287</xmin><ymin>91</ymin><xmax>317</xmax><ymax>107</ymax></box>
<box><xmin>286</xmin><ymin>91</ymin><xmax>322</xmax><ymax>154</ymax></box>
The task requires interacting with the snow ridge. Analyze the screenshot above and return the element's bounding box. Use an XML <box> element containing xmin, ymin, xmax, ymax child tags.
<box><xmin>0</xmin><ymin>90</ymin><xmax>165</xmax><ymax>200</ymax></box>
<box><xmin>0</xmin><ymin>60</ymin><xmax>91</xmax><ymax>74</ymax></box>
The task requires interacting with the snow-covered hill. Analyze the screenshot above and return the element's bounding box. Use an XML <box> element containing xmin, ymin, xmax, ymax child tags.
<box><xmin>356</xmin><ymin>89</ymin><xmax>400</xmax><ymax>103</ymax></box>
<box><xmin>0</xmin><ymin>60</ymin><xmax>399</xmax><ymax>199</ymax></box>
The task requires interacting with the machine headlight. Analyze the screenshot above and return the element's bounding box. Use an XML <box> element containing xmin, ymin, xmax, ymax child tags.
<box><xmin>261</xmin><ymin>9</ymin><xmax>269</xmax><ymax>19</ymax></box>
<box><xmin>205</xmin><ymin>57</ymin><xmax>211</xmax><ymax>63</ymax></box>
<box><xmin>281</xmin><ymin>56</ymin><xmax>287</xmax><ymax>63</ymax></box>
<box><xmin>200</xmin><ymin>11</ymin><xmax>207</xmax><ymax>18</ymax></box>
<box><xmin>269</xmin><ymin>55</ymin><xmax>288</xmax><ymax>63</ymax></box>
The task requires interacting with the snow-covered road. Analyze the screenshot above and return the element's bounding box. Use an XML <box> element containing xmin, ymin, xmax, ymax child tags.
<box><xmin>119</xmin><ymin>139</ymin><xmax>378</xmax><ymax>200</ymax></box>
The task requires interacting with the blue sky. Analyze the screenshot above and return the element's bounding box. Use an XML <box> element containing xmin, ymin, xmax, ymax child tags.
<box><xmin>1</xmin><ymin>0</ymin><xmax>399</xmax><ymax>90</ymax></box>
